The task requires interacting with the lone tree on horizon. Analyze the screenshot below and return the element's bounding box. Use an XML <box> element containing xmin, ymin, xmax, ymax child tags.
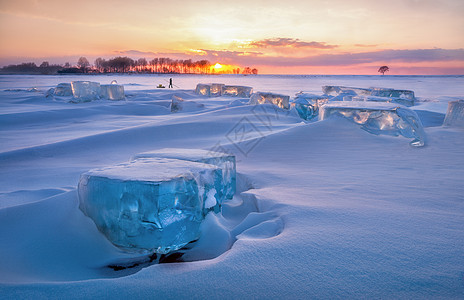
<box><xmin>378</xmin><ymin>65</ymin><xmax>389</xmax><ymax>75</ymax></box>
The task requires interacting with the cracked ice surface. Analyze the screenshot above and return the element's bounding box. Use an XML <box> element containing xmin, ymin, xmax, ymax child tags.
<box><xmin>78</xmin><ymin>157</ymin><xmax>223</xmax><ymax>254</ymax></box>
<box><xmin>320</xmin><ymin>101</ymin><xmax>426</xmax><ymax>146</ymax></box>
<box><xmin>132</xmin><ymin>148</ymin><xmax>236</xmax><ymax>204</ymax></box>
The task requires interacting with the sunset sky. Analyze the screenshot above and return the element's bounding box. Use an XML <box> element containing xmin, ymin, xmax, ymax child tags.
<box><xmin>0</xmin><ymin>0</ymin><xmax>463</xmax><ymax>74</ymax></box>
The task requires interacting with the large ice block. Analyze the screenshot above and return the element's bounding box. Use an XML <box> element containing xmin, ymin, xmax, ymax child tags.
<box><xmin>322</xmin><ymin>86</ymin><xmax>372</xmax><ymax>97</ymax></box>
<box><xmin>352</xmin><ymin>95</ymin><xmax>414</xmax><ymax>107</ymax></box>
<box><xmin>54</xmin><ymin>83</ymin><xmax>73</xmax><ymax>96</ymax></box>
<box><xmin>249</xmin><ymin>92</ymin><xmax>290</xmax><ymax>109</ymax></box>
<box><xmin>221</xmin><ymin>85</ymin><xmax>253</xmax><ymax>98</ymax></box>
<box><xmin>323</xmin><ymin>86</ymin><xmax>416</xmax><ymax>106</ymax></box>
<box><xmin>78</xmin><ymin>158</ymin><xmax>223</xmax><ymax>254</ymax></box>
<box><xmin>320</xmin><ymin>101</ymin><xmax>426</xmax><ymax>146</ymax></box>
<box><xmin>132</xmin><ymin>148</ymin><xmax>236</xmax><ymax>203</ymax></box>
<box><xmin>369</xmin><ymin>87</ymin><xmax>415</xmax><ymax>104</ymax></box>
<box><xmin>195</xmin><ymin>83</ymin><xmax>224</xmax><ymax>97</ymax></box>
<box><xmin>443</xmin><ymin>100</ymin><xmax>464</xmax><ymax>127</ymax></box>
<box><xmin>100</xmin><ymin>84</ymin><xmax>125</xmax><ymax>100</ymax></box>
<box><xmin>71</xmin><ymin>81</ymin><xmax>101</xmax><ymax>101</ymax></box>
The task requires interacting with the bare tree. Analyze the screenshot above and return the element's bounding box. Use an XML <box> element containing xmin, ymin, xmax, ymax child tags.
<box><xmin>77</xmin><ymin>57</ymin><xmax>90</xmax><ymax>72</ymax></box>
<box><xmin>378</xmin><ymin>66</ymin><xmax>389</xmax><ymax>75</ymax></box>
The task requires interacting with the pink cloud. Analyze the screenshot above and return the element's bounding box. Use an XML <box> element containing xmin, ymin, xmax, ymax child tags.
<box><xmin>249</xmin><ymin>38</ymin><xmax>338</xmax><ymax>49</ymax></box>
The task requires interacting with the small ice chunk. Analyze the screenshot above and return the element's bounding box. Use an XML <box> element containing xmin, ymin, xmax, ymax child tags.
<box><xmin>443</xmin><ymin>100</ymin><xmax>464</xmax><ymax>127</ymax></box>
<box><xmin>170</xmin><ymin>95</ymin><xmax>204</xmax><ymax>112</ymax></box>
<box><xmin>291</xmin><ymin>93</ymin><xmax>330</xmax><ymax>120</ymax></box>
<box><xmin>320</xmin><ymin>101</ymin><xmax>426</xmax><ymax>146</ymax></box>
<box><xmin>100</xmin><ymin>84</ymin><xmax>125</xmax><ymax>100</ymax></box>
<box><xmin>195</xmin><ymin>83</ymin><xmax>224</xmax><ymax>97</ymax></box>
<box><xmin>78</xmin><ymin>157</ymin><xmax>223</xmax><ymax>254</ymax></box>
<box><xmin>54</xmin><ymin>83</ymin><xmax>73</xmax><ymax>96</ymax></box>
<box><xmin>111</xmin><ymin>80</ymin><xmax>118</xmax><ymax>85</ymax></box>
<box><xmin>290</xmin><ymin>98</ymin><xmax>317</xmax><ymax>120</ymax></box>
<box><xmin>71</xmin><ymin>81</ymin><xmax>101</xmax><ymax>101</ymax></box>
<box><xmin>132</xmin><ymin>148</ymin><xmax>236</xmax><ymax>204</ymax></box>
<box><xmin>249</xmin><ymin>92</ymin><xmax>290</xmax><ymax>109</ymax></box>
<box><xmin>221</xmin><ymin>85</ymin><xmax>253</xmax><ymax>98</ymax></box>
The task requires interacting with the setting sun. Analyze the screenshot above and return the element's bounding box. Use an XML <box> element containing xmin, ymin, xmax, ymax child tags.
<box><xmin>214</xmin><ymin>63</ymin><xmax>222</xmax><ymax>69</ymax></box>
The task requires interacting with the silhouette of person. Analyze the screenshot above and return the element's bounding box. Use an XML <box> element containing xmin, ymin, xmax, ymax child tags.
<box><xmin>169</xmin><ymin>78</ymin><xmax>173</xmax><ymax>88</ymax></box>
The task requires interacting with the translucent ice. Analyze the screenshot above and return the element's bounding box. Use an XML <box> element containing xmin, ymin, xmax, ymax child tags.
<box><xmin>249</xmin><ymin>92</ymin><xmax>290</xmax><ymax>109</ymax></box>
<box><xmin>132</xmin><ymin>148</ymin><xmax>236</xmax><ymax>204</ymax></box>
<box><xmin>320</xmin><ymin>101</ymin><xmax>426</xmax><ymax>146</ymax></box>
<box><xmin>221</xmin><ymin>85</ymin><xmax>253</xmax><ymax>98</ymax></box>
<box><xmin>323</xmin><ymin>86</ymin><xmax>416</xmax><ymax>106</ymax></box>
<box><xmin>291</xmin><ymin>93</ymin><xmax>330</xmax><ymax>120</ymax></box>
<box><xmin>443</xmin><ymin>100</ymin><xmax>464</xmax><ymax>127</ymax></box>
<box><xmin>170</xmin><ymin>95</ymin><xmax>204</xmax><ymax>112</ymax></box>
<box><xmin>195</xmin><ymin>83</ymin><xmax>224</xmax><ymax>97</ymax></box>
<box><xmin>352</xmin><ymin>95</ymin><xmax>414</xmax><ymax>107</ymax></box>
<box><xmin>290</xmin><ymin>98</ymin><xmax>317</xmax><ymax>120</ymax></box>
<box><xmin>322</xmin><ymin>86</ymin><xmax>371</xmax><ymax>97</ymax></box>
<box><xmin>369</xmin><ymin>87</ymin><xmax>415</xmax><ymax>104</ymax></box>
<box><xmin>78</xmin><ymin>157</ymin><xmax>223</xmax><ymax>254</ymax></box>
<box><xmin>71</xmin><ymin>81</ymin><xmax>101</xmax><ymax>101</ymax></box>
<box><xmin>54</xmin><ymin>83</ymin><xmax>73</xmax><ymax>96</ymax></box>
<box><xmin>100</xmin><ymin>84</ymin><xmax>125</xmax><ymax>100</ymax></box>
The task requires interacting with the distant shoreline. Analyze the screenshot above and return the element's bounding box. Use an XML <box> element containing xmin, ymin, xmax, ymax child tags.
<box><xmin>0</xmin><ymin>73</ymin><xmax>462</xmax><ymax>77</ymax></box>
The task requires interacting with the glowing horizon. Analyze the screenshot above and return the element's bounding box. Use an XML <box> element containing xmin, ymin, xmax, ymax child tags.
<box><xmin>0</xmin><ymin>0</ymin><xmax>463</xmax><ymax>75</ymax></box>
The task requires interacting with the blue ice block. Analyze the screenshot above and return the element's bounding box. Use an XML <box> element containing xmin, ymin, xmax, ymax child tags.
<box><xmin>291</xmin><ymin>93</ymin><xmax>330</xmax><ymax>120</ymax></box>
<box><xmin>78</xmin><ymin>157</ymin><xmax>223</xmax><ymax>254</ymax></box>
<box><xmin>320</xmin><ymin>101</ymin><xmax>426</xmax><ymax>147</ymax></box>
<box><xmin>132</xmin><ymin>148</ymin><xmax>236</xmax><ymax>205</ymax></box>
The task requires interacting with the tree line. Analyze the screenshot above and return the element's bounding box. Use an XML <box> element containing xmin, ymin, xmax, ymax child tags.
<box><xmin>1</xmin><ymin>56</ymin><xmax>258</xmax><ymax>75</ymax></box>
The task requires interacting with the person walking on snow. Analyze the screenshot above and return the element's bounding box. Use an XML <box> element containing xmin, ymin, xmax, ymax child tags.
<box><xmin>169</xmin><ymin>78</ymin><xmax>173</xmax><ymax>88</ymax></box>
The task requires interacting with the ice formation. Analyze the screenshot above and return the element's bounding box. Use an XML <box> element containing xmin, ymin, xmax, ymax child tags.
<box><xmin>100</xmin><ymin>84</ymin><xmax>125</xmax><ymax>100</ymax></box>
<box><xmin>78</xmin><ymin>157</ymin><xmax>224</xmax><ymax>254</ymax></box>
<box><xmin>370</xmin><ymin>87</ymin><xmax>415</xmax><ymax>103</ymax></box>
<box><xmin>221</xmin><ymin>85</ymin><xmax>253</xmax><ymax>98</ymax></box>
<box><xmin>71</xmin><ymin>81</ymin><xmax>101</xmax><ymax>101</ymax></box>
<box><xmin>249</xmin><ymin>92</ymin><xmax>290</xmax><ymax>109</ymax></box>
<box><xmin>195</xmin><ymin>83</ymin><xmax>224</xmax><ymax>97</ymax></box>
<box><xmin>320</xmin><ymin>101</ymin><xmax>426</xmax><ymax>146</ymax></box>
<box><xmin>443</xmin><ymin>100</ymin><xmax>464</xmax><ymax>127</ymax></box>
<box><xmin>291</xmin><ymin>93</ymin><xmax>330</xmax><ymax>120</ymax></box>
<box><xmin>323</xmin><ymin>86</ymin><xmax>415</xmax><ymax>106</ymax></box>
<box><xmin>170</xmin><ymin>95</ymin><xmax>204</xmax><ymax>112</ymax></box>
<box><xmin>132</xmin><ymin>148</ymin><xmax>236</xmax><ymax>204</ymax></box>
<box><xmin>352</xmin><ymin>95</ymin><xmax>414</xmax><ymax>107</ymax></box>
<box><xmin>322</xmin><ymin>86</ymin><xmax>371</xmax><ymax>97</ymax></box>
<box><xmin>54</xmin><ymin>83</ymin><xmax>73</xmax><ymax>96</ymax></box>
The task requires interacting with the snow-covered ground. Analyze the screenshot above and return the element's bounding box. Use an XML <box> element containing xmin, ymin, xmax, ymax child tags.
<box><xmin>0</xmin><ymin>74</ymin><xmax>463</xmax><ymax>299</ymax></box>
